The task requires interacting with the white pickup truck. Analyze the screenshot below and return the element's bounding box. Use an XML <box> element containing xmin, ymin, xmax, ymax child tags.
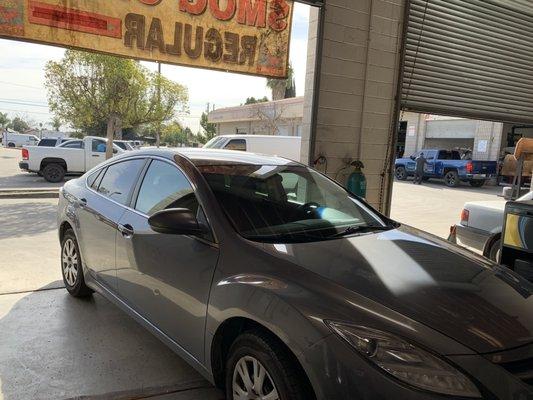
<box><xmin>19</xmin><ymin>136</ymin><xmax>124</xmax><ymax>182</ymax></box>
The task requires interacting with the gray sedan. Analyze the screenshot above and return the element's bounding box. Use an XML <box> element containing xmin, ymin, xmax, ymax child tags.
<box><xmin>57</xmin><ymin>148</ymin><xmax>533</xmax><ymax>400</ymax></box>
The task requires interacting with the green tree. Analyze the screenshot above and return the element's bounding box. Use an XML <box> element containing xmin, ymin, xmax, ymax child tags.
<box><xmin>50</xmin><ymin>116</ymin><xmax>62</xmax><ymax>131</ymax></box>
<box><xmin>10</xmin><ymin>116</ymin><xmax>30</xmax><ymax>132</ymax></box>
<box><xmin>266</xmin><ymin>63</ymin><xmax>295</xmax><ymax>100</ymax></box>
<box><xmin>0</xmin><ymin>112</ymin><xmax>9</xmax><ymax>130</ymax></box>
<box><xmin>45</xmin><ymin>50</ymin><xmax>188</xmax><ymax>158</ymax></box>
<box><xmin>244</xmin><ymin>96</ymin><xmax>269</xmax><ymax>105</ymax></box>
<box><xmin>161</xmin><ymin>120</ymin><xmax>187</xmax><ymax>146</ymax></box>
<box><xmin>199</xmin><ymin>112</ymin><xmax>216</xmax><ymax>143</ymax></box>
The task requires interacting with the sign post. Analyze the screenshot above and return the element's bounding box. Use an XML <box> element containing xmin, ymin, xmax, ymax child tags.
<box><xmin>0</xmin><ymin>0</ymin><xmax>293</xmax><ymax>78</ymax></box>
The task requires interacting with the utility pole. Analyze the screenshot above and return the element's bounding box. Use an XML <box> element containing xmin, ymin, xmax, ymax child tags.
<box><xmin>156</xmin><ymin>62</ymin><xmax>162</xmax><ymax>148</ymax></box>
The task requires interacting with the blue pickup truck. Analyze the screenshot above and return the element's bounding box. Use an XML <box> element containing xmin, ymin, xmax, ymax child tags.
<box><xmin>395</xmin><ymin>149</ymin><xmax>497</xmax><ymax>187</ymax></box>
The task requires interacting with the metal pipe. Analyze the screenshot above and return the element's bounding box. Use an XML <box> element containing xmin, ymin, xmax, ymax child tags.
<box><xmin>307</xmin><ymin>4</ymin><xmax>325</xmax><ymax>167</ymax></box>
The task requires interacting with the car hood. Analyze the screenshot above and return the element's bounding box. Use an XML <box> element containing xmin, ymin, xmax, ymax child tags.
<box><xmin>265</xmin><ymin>226</ymin><xmax>533</xmax><ymax>354</ymax></box>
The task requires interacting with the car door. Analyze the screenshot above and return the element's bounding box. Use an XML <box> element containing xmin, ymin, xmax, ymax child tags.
<box><xmin>115</xmin><ymin>158</ymin><xmax>219</xmax><ymax>362</ymax></box>
<box><xmin>77</xmin><ymin>158</ymin><xmax>146</xmax><ymax>290</ymax></box>
<box><xmin>405</xmin><ymin>151</ymin><xmax>419</xmax><ymax>174</ymax></box>
<box><xmin>424</xmin><ymin>150</ymin><xmax>437</xmax><ymax>176</ymax></box>
<box><xmin>86</xmin><ymin>138</ymin><xmax>108</xmax><ymax>170</ymax></box>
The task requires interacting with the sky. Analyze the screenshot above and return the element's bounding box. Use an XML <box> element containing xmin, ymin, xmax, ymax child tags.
<box><xmin>0</xmin><ymin>3</ymin><xmax>310</xmax><ymax>134</ymax></box>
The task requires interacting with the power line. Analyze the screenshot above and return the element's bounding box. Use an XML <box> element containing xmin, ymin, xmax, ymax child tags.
<box><xmin>0</xmin><ymin>99</ymin><xmax>49</xmax><ymax>108</ymax></box>
<box><xmin>0</xmin><ymin>107</ymin><xmax>51</xmax><ymax>116</ymax></box>
<box><xmin>0</xmin><ymin>80</ymin><xmax>43</xmax><ymax>90</ymax></box>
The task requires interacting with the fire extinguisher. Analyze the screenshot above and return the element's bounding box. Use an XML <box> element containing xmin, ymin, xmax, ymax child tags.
<box><xmin>346</xmin><ymin>160</ymin><xmax>367</xmax><ymax>198</ymax></box>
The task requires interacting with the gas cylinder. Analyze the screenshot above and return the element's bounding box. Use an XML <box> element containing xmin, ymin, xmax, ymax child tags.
<box><xmin>346</xmin><ymin>160</ymin><xmax>367</xmax><ymax>198</ymax></box>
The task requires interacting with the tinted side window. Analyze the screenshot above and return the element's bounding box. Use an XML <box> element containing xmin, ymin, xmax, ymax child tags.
<box><xmin>87</xmin><ymin>169</ymin><xmax>104</xmax><ymax>188</ymax></box>
<box><xmin>62</xmin><ymin>141</ymin><xmax>83</xmax><ymax>149</ymax></box>
<box><xmin>38</xmin><ymin>139</ymin><xmax>56</xmax><ymax>147</ymax></box>
<box><xmin>224</xmin><ymin>139</ymin><xmax>246</xmax><ymax>151</ymax></box>
<box><xmin>97</xmin><ymin>159</ymin><xmax>145</xmax><ymax>205</ymax></box>
<box><xmin>92</xmin><ymin>139</ymin><xmax>107</xmax><ymax>153</ymax></box>
<box><xmin>135</xmin><ymin>160</ymin><xmax>198</xmax><ymax>216</ymax></box>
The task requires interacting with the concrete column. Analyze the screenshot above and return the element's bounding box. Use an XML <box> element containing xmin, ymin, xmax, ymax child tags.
<box><xmin>302</xmin><ymin>0</ymin><xmax>406</xmax><ymax>211</ymax></box>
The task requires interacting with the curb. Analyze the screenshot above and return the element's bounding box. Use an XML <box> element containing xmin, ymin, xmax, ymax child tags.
<box><xmin>0</xmin><ymin>189</ymin><xmax>59</xmax><ymax>199</ymax></box>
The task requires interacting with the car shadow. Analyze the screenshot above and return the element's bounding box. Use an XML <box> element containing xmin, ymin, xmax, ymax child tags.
<box><xmin>0</xmin><ymin>201</ymin><xmax>58</xmax><ymax>240</ymax></box>
<box><xmin>0</xmin><ymin>283</ymin><xmax>221</xmax><ymax>400</ymax></box>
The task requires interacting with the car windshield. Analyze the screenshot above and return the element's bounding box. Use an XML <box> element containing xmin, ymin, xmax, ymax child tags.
<box><xmin>204</xmin><ymin>136</ymin><xmax>226</xmax><ymax>148</ymax></box>
<box><xmin>199</xmin><ymin>164</ymin><xmax>393</xmax><ymax>243</ymax></box>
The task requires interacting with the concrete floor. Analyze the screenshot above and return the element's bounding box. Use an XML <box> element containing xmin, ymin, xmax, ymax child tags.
<box><xmin>0</xmin><ymin>172</ymin><xmax>503</xmax><ymax>400</ymax></box>
<box><xmin>0</xmin><ymin>198</ymin><xmax>222</xmax><ymax>400</ymax></box>
<box><xmin>390</xmin><ymin>180</ymin><xmax>503</xmax><ymax>238</ymax></box>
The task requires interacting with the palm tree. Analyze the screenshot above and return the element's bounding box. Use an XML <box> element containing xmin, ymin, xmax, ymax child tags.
<box><xmin>267</xmin><ymin>63</ymin><xmax>295</xmax><ymax>101</ymax></box>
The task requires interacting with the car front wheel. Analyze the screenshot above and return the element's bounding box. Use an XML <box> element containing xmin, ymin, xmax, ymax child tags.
<box><xmin>225</xmin><ymin>331</ymin><xmax>313</xmax><ymax>400</ymax></box>
<box><xmin>61</xmin><ymin>229</ymin><xmax>92</xmax><ymax>297</ymax></box>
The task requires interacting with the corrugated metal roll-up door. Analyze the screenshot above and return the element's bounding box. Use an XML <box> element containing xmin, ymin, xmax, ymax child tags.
<box><xmin>402</xmin><ymin>0</ymin><xmax>533</xmax><ymax>124</ymax></box>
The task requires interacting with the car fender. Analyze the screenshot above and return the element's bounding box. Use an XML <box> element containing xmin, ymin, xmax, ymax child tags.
<box><xmin>204</xmin><ymin>269</ymin><xmax>332</xmax><ymax>397</ymax></box>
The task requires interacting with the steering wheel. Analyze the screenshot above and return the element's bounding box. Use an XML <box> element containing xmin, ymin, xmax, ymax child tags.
<box><xmin>296</xmin><ymin>202</ymin><xmax>321</xmax><ymax>217</ymax></box>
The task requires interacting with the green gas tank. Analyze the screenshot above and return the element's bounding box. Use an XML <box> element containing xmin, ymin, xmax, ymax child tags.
<box><xmin>346</xmin><ymin>161</ymin><xmax>367</xmax><ymax>198</ymax></box>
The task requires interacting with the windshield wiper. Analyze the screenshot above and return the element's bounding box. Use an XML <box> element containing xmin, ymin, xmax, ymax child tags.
<box><xmin>330</xmin><ymin>224</ymin><xmax>393</xmax><ymax>238</ymax></box>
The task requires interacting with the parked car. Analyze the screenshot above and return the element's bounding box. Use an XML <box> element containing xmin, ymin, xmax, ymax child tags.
<box><xmin>37</xmin><ymin>137</ymin><xmax>71</xmax><ymax>147</ymax></box>
<box><xmin>19</xmin><ymin>136</ymin><xmax>124</xmax><ymax>182</ymax></box>
<box><xmin>114</xmin><ymin>140</ymin><xmax>135</xmax><ymax>151</ymax></box>
<box><xmin>57</xmin><ymin>148</ymin><xmax>533</xmax><ymax>400</ymax></box>
<box><xmin>395</xmin><ymin>149</ymin><xmax>497</xmax><ymax>187</ymax></box>
<box><xmin>204</xmin><ymin>135</ymin><xmax>302</xmax><ymax>161</ymax></box>
<box><xmin>449</xmin><ymin>190</ymin><xmax>533</xmax><ymax>261</ymax></box>
<box><xmin>2</xmin><ymin>132</ymin><xmax>39</xmax><ymax>148</ymax></box>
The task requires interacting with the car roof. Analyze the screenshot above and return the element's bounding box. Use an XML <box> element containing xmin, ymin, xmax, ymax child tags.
<box><xmin>125</xmin><ymin>147</ymin><xmax>299</xmax><ymax>166</ymax></box>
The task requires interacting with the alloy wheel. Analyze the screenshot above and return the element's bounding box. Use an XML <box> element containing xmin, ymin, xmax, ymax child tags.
<box><xmin>232</xmin><ymin>356</ymin><xmax>279</xmax><ymax>400</ymax></box>
<box><xmin>62</xmin><ymin>238</ymin><xmax>79</xmax><ymax>287</ymax></box>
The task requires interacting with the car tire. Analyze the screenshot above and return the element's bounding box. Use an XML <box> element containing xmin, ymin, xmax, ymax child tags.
<box><xmin>7</xmin><ymin>142</ymin><xmax>15</xmax><ymax>148</ymax></box>
<box><xmin>444</xmin><ymin>170</ymin><xmax>460</xmax><ymax>187</ymax></box>
<box><xmin>42</xmin><ymin>163</ymin><xmax>65</xmax><ymax>183</ymax></box>
<box><xmin>469</xmin><ymin>180</ymin><xmax>485</xmax><ymax>188</ymax></box>
<box><xmin>488</xmin><ymin>237</ymin><xmax>502</xmax><ymax>263</ymax></box>
<box><xmin>395</xmin><ymin>166</ymin><xmax>407</xmax><ymax>181</ymax></box>
<box><xmin>225</xmin><ymin>331</ymin><xmax>313</xmax><ymax>400</ymax></box>
<box><xmin>61</xmin><ymin>229</ymin><xmax>93</xmax><ymax>297</ymax></box>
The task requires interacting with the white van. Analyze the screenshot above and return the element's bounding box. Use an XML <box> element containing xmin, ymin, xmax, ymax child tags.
<box><xmin>2</xmin><ymin>132</ymin><xmax>40</xmax><ymax>148</ymax></box>
<box><xmin>204</xmin><ymin>135</ymin><xmax>302</xmax><ymax>161</ymax></box>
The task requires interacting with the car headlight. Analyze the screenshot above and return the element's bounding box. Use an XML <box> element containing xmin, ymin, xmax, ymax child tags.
<box><xmin>326</xmin><ymin>322</ymin><xmax>481</xmax><ymax>398</ymax></box>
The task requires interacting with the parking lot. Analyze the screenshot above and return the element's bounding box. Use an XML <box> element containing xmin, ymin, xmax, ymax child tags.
<box><xmin>0</xmin><ymin>146</ymin><xmax>504</xmax><ymax>399</ymax></box>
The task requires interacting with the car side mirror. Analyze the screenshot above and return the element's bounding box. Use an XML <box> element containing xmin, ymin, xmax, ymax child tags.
<box><xmin>148</xmin><ymin>208</ymin><xmax>207</xmax><ymax>235</ymax></box>
<box><xmin>113</xmin><ymin>148</ymin><xmax>118</xmax><ymax>154</ymax></box>
<box><xmin>410</xmin><ymin>155</ymin><xmax>415</xmax><ymax>160</ymax></box>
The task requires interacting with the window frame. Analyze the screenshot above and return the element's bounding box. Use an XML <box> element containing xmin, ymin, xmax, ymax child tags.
<box><xmin>130</xmin><ymin>156</ymin><xmax>217</xmax><ymax>245</ymax></box>
<box><xmin>224</xmin><ymin>138</ymin><xmax>247</xmax><ymax>151</ymax></box>
<box><xmin>86</xmin><ymin>157</ymin><xmax>148</xmax><ymax>206</ymax></box>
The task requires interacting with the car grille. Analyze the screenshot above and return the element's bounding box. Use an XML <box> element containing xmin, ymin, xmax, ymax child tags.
<box><xmin>498</xmin><ymin>357</ymin><xmax>533</xmax><ymax>387</ymax></box>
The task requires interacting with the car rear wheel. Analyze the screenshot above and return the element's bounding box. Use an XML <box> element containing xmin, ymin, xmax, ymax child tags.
<box><xmin>225</xmin><ymin>331</ymin><xmax>313</xmax><ymax>400</ymax></box>
<box><xmin>7</xmin><ymin>142</ymin><xmax>15</xmax><ymax>148</ymax></box>
<box><xmin>395</xmin><ymin>166</ymin><xmax>407</xmax><ymax>180</ymax></box>
<box><xmin>61</xmin><ymin>229</ymin><xmax>92</xmax><ymax>297</ymax></box>
<box><xmin>469</xmin><ymin>180</ymin><xmax>485</xmax><ymax>188</ymax></box>
<box><xmin>488</xmin><ymin>237</ymin><xmax>502</xmax><ymax>263</ymax></box>
<box><xmin>42</xmin><ymin>163</ymin><xmax>65</xmax><ymax>183</ymax></box>
<box><xmin>444</xmin><ymin>171</ymin><xmax>460</xmax><ymax>187</ymax></box>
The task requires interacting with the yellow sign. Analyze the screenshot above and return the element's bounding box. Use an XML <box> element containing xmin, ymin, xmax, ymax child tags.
<box><xmin>0</xmin><ymin>0</ymin><xmax>293</xmax><ymax>78</ymax></box>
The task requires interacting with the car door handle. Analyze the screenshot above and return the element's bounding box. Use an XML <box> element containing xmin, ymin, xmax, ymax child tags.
<box><xmin>76</xmin><ymin>198</ymin><xmax>87</xmax><ymax>208</ymax></box>
<box><xmin>92</xmin><ymin>154</ymin><xmax>100</xmax><ymax>157</ymax></box>
<box><xmin>118</xmin><ymin>223</ymin><xmax>134</xmax><ymax>238</ymax></box>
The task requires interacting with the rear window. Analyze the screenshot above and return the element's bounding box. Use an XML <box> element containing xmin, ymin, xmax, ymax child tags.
<box><xmin>96</xmin><ymin>159</ymin><xmax>145</xmax><ymax>205</ymax></box>
<box><xmin>38</xmin><ymin>139</ymin><xmax>56</xmax><ymax>147</ymax></box>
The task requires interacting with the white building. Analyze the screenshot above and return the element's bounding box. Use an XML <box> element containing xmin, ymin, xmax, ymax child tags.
<box><xmin>208</xmin><ymin>97</ymin><xmax>303</xmax><ymax>137</ymax></box>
